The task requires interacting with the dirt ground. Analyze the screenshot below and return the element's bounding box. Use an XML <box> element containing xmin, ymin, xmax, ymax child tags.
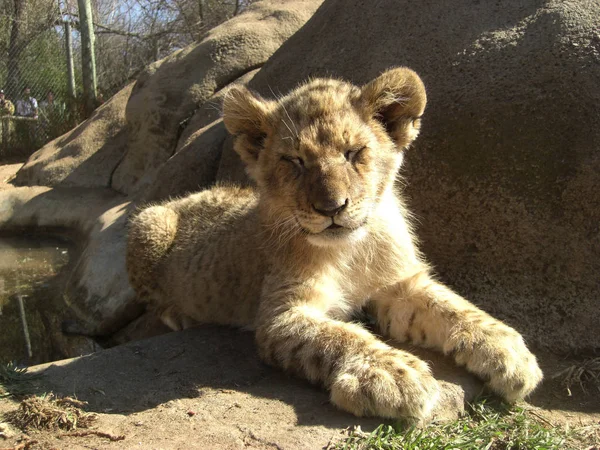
<box><xmin>0</xmin><ymin>326</ymin><xmax>598</xmax><ymax>450</ymax></box>
<box><xmin>0</xmin><ymin>327</ymin><xmax>390</xmax><ymax>450</ymax></box>
<box><xmin>527</xmin><ymin>350</ymin><xmax>600</xmax><ymax>433</ymax></box>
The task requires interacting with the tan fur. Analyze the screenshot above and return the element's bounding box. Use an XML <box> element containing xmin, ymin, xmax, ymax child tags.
<box><xmin>126</xmin><ymin>68</ymin><xmax>543</xmax><ymax>421</ymax></box>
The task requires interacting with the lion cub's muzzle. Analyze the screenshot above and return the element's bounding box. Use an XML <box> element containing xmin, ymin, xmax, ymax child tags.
<box><xmin>312</xmin><ymin>197</ymin><xmax>348</xmax><ymax>218</ymax></box>
<box><xmin>298</xmin><ymin>197</ymin><xmax>370</xmax><ymax>246</ymax></box>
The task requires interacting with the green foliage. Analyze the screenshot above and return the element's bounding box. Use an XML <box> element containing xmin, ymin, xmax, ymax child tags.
<box><xmin>336</xmin><ymin>401</ymin><xmax>585</xmax><ymax>450</ymax></box>
<box><xmin>0</xmin><ymin>25</ymin><xmax>85</xmax><ymax>157</ymax></box>
<box><xmin>0</xmin><ymin>27</ymin><xmax>81</xmax><ymax>101</ymax></box>
<box><xmin>19</xmin><ymin>29</ymin><xmax>69</xmax><ymax>100</ymax></box>
<box><xmin>0</xmin><ymin>362</ymin><xmax>39</xmax><ymax>398</ymax></box>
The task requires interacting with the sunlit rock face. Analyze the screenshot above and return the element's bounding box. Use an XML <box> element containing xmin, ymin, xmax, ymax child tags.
<box><xmin>3</xmin><ymin>0</ymin><xmax>600</xmax><ymax>352</ymax></box>
<box><xmin>0</xmin><ymin>1</ymin><xmax>324</xmax><ymax>336</ymax></box>
<box><xmin>219</xmin><ymin>0</ymin><xmax>600</xmax><ymax>352</ymax></box>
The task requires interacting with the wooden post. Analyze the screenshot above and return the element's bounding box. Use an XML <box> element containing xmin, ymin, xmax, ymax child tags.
<box><xmin>16</xmin><ymin>293</ymin><xmax>33</xmax><ymax>360</ymax></box>
<box><xmin>77</xmin><ymin>0</ymin><xmax>97</xmax><ymax>116</ymax></box>
<box><xmin>64</xmin><ymin>21</ymin><xmax>76</xmax><ymax>99</ymax></box>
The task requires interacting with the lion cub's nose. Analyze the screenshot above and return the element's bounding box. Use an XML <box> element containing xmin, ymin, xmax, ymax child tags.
<box><xmin>312</xmin><ymin>198</ymin><xmax>348</xmax><ymax>217</ymax></box>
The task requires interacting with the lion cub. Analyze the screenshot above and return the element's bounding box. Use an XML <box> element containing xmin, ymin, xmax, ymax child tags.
<box><xmin>127</xmin><ymin>68</ymin><xmax>542</xmax><ymax>421</ymax></box>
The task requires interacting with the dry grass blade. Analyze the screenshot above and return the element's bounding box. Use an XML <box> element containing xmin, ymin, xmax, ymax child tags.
<box><xmin>62</xmin><ymin>430</ymin><xmax>125</xmax><ymax>441</ymax></box>
<box><xmin>0</xmin><ymin>439</ymin><xmax>39</xmax><ymax>450</ymax></box>
<box><xmin>3</xmin><ymin>393</ymin><xmax>97</xmax><ymax>431</ymax></box>
<box><xmin>554</xmin><ymin>357</ymin><xmax>600</xmax><ymax>394</ymax></box>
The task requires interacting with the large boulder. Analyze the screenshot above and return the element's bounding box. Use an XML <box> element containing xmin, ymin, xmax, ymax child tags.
<box><xmin>3</xmin><ymin>0</ymin><xmax>599</xmax><ymax>354</ymax></box>
<box><xmin>1</xmin><ymin>0</ymin><xmax>323</xmax><ymax>335</ymax></box>
<box><xmin>219</xmin><ymin>0</ymin><xmax>600</xmax><ymax>352</ymax></box>
<box><xmin>0</xmin><ymin>186</ymin><xmax>137</xmax><ymax>333</ymax></box>
<box><xmin>14</xmin><ymin>0</ymin><xmax>322</xmax><ymax>197</ymax></box>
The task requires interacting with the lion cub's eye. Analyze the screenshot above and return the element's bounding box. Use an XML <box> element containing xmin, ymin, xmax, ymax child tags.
<box><xmin>345</xmin><ymin>146</ymin><xmax>366</xmax><ymax>164</ymax></box>
<box><xmin>281</xmin><ymin>155</ymin><xmax>305</xmax><ymax>169</ymax></box>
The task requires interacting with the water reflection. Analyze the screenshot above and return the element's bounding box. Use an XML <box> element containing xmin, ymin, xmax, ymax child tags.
<box><xmin>0</xmin><ymin>234</ymin><xmax>73</xmax><ymax>365</ymax></box>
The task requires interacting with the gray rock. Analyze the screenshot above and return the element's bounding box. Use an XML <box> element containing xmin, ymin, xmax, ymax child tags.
<box><xmin>3</xmin><ymin>0</ymin><xmax>599</xmax><ymax>361</ymax></box>
<box><xmin>0</xmin><ymin>187</ymin><xmax>138</xmax><ymax>334</ymax></box>
<box><xmin>2</xmin><ymin>0</ymin><xmax>323</xmax><ymax>335</ymax></box>
<box><xmin>14</xmin><ymin>0</ymin><xmax>323</xmax><ymax>196</ymax></box>
<box><xmin>219</xmin><ymin>0</ymin><xmax>600</xmax><ymax>352</ymax></box>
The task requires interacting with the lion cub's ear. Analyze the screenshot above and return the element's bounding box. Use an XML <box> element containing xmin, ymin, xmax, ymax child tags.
<box><xmin>223</xmin><ymin>86</ymin><xmax>275</xmax><ymax>178</ymax></box>
<box><xmin>359</xmin><ymin>67</ymin><xmax>427</xmax><ymax>150</ymax></box>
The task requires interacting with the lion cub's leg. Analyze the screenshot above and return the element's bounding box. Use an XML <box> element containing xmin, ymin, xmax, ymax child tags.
<box><xmin>255</xmin><ymin>279</ymin><xmax>441</xmax><ymax>421</ymax></box>
<box><xmin>372</xmin><ymin>271</ymin><xmax>543</xmax><ymax>402</ymax></box>
<box><xmin>128</xmin><ymin>205</ymin><xmax>197</xmax><ymax>332</ymax></box>
<box><xmin>158</xmin><ymin>305</ymin><xmax>198</xmax><ymax>331</ymax></box>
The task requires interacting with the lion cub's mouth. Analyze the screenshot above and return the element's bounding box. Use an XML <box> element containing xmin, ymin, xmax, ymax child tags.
<box><xmin>306</xmin><ymin>219</ymin><xmax>368</xmax><ymax>246</ymax></box>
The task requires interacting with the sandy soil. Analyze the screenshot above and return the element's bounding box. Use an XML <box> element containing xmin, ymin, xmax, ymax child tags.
<box><xmin>0</xmin><ymin>327</ymin><xmax>598</xmax><ymax>450</ymax></box>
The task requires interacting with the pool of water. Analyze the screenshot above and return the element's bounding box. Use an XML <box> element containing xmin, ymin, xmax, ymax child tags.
<box><xmin>0</xmin><ymin>234</ymin><xmax>95</xmax><ymax>365</ymax></box>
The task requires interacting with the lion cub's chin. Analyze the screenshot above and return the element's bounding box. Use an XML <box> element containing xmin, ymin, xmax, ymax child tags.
<box><xmin>306</xmin><ymin>226</ymin><xmax>368</xmax><ymax>248</ymax></box>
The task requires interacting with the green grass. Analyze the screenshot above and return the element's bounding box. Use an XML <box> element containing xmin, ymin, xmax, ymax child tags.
<box><xmin>1</xmin><ymin>365</ymin><xmax>96</xmax><ymax>433</ymax></box>
<box><xmin>0</xmin><ymin>362</ymin><xmax>39</xmax><ymax>398</ymax></box>
<box><xmin>3</xmin><ymin>393</ymin><xmax>96</xmax><ymax>431</ymax></box>
<box><xmin>336</xmin><ymin>400</ymin><xmax>595</xmax><ymax>450</ymax></box>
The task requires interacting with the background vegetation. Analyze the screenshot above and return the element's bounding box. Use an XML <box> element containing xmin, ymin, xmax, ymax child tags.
<box><xmin>0</xmin><ymin>0</ymin><xmax>255</xmax><ymax>156</ymax></box>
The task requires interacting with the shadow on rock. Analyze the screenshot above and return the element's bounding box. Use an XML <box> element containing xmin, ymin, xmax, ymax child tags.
<box><xmin>28</xmin><ymin>325</ymin><xmax>483</xmax><ymax>429</ymax></box>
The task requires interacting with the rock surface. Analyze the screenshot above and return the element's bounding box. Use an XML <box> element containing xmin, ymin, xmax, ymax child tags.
<box><xmin>219</xmin><ymin>0</ymin><xmax>600</xmax><ymax>351</ymax></box>
<box><xmin>3</xmin><ymin>0</ymin><xmax>600</xmax><ymax>355</ymax></box>
<box><xmin>14</xmin><ymin>0</ymin><xmax>321</xmax><ymax>197</ymax></box>
<box><xmin>2</xmin><ymin>329</ymin><xmax>599</xmax><ymax>449</ymax></box>
<box><xmin>1</xmin><ymin>0</ymin><xmax>323</xmax><ymax>335</ymax></box>
<box><xmin>18</xmin><ymin>326</ymin><xmax>480</xmax><ymax>448</ymax></box>
<box><xmin>0</xmin><ymin>187</ymin><xmax>139</xmax><ymax>333</ymax></box>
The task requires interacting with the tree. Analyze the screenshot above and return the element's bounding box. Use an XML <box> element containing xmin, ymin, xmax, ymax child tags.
<box><xmin>90</xmin><ymin>0</ymin><xmax>257</xmax><ymax>96</ymax></box>
<box><xmin>0</xmin><ymin>0</ymin><xmax>59</xmax><ymax>98</ymax></box>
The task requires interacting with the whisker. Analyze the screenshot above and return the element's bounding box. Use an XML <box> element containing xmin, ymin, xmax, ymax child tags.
<box><xmin>280</xmin><ymin>118</ymin><xmax>296</xmax><ymax>142</ymax></box>
<box><xmin>257</xmin><ymin>204</ymin><xmax>303</xmax><ymax>251</ymax></box>
<box><xmin>279</xmin><ymin>96</ymin><xmax>299</xmax><ymax>138</ymax></box>
<box><xmin>269</xmin><ymin>85</ymin><xmax>299</xmax><ymax>140</ymax></box>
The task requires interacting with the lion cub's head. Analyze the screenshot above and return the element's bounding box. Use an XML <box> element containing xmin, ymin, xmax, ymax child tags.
<box><xmin>223</xmin><ymin>68</ymin><xmax>426</xmax><ymax>247</ymax></box>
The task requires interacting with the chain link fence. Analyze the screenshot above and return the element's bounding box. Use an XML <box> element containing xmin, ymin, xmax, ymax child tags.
<box><xmin>1</xmin><ymin>0</ymin><xmax>256</xmax><ymax>160</ymax></box>
<box><xmin>1</xmin><ymin>2</ymin><xmax>86</xmax><ymax>160</ymax></box>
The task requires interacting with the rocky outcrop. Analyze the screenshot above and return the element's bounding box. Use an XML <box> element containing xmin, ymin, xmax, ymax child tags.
<box><xmin>27</xmin><ymin>327</ymin><xmax>482</xmax><ymax>439</ymax></box>
<box><xmin>1</xmin><ymin>0</ymin><xmax>323</xmax><ymax>335</ymax></box>
<box><xmin>2</xmin><ymin>0</ymin><xmax>599</xmax><ymax>353</ymax></box>
<box><xmin>0</xmin><ymin>186</ymin><xmax>137</xmax><ymax>333</ymax></box>
<box><xmin>219</xmin><ymin>0</ymin><xmax>600</xmax><ymax>352</ymax></box>
<box><xmin>14</xmin><ymin>1</ymin><xmax>321</xmax><ymax>197</ymax></box>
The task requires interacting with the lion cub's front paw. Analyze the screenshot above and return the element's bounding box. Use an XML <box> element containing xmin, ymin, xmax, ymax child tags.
<box><xmin>329</xmin><ymin>347</ymin><xmax>441</xmax><ymax>421</ymax></box>
<box><xmin>455</xmin><ymin>328</ymin><xmax>543</xmax><ymax>402</ymax></box>
<box><xmin>486</xmin><ymin>334</ymin><xmax>543</xmax><ymax>402</ymax></box>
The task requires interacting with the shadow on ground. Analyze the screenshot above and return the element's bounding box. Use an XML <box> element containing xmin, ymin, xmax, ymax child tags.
<box><xmin>3</xmin><ymin>325</ymin><xmax>597</xmax><ymax>449</ymax></box>
<box><xmin>26</xmin><ymin>325</ymin><xmax>485</xmax><ymax>428</ymax></box>
<box><xmin>20</xmin><ymin>324</ymin><xmax>600</xmax><ymax>436</ymax></box>
<box><xmin>527</xmin><ymin>349</ymin><xmax>600</xmax><ymax>416</ymax></box>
